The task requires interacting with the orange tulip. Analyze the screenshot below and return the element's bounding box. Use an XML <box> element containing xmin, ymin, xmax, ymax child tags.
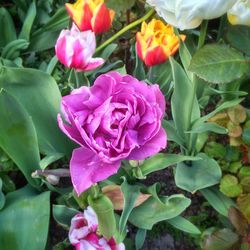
<box><xmin>136</xmin><ymin>19</ymin><xmax>185</xmax><ymax>66</ymax></box>
<box><xmin>65</xmin><ymin>0</ymin><xmax>115</xmax><ymax>34</ymax></box>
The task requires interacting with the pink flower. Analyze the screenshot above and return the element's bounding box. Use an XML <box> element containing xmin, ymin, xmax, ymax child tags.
<box><xmin>69</xmin><ymin>206</ymin><xmax>125</xmax><ymax>250</ymax></box>
<box><xmin>55</xmin><ymin>24</ymin><xmax>104</xmax><ymax>71</ymax></box>
<box><xmin>58</xmin><ymin>72</ymin><xmax>167</xmax><ymax>195</ymax></box>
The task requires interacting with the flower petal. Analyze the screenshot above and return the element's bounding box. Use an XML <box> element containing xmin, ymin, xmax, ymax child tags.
<box><xmin>70</xmin><ymin>147</ymin><xmax>121</xmax><ymax>195</ymax></box>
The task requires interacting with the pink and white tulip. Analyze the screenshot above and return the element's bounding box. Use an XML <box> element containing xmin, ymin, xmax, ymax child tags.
<box><xmin>69</xmin><ymin>206</ymin><xmax>125</xmax><ymax>250</ymax></box>
<box><xmin>55</xmin><ymin>24</ymin><xmax>104</xmax><ymax>71</ymax></box>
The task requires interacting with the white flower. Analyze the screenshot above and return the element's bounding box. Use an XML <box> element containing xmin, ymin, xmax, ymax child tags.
<box><xmin>228</xmin><ymin>0</ymin><xmax>250</xmax><ymax>26</ymax></box>
<box><xmin>147</xmin><ymin>0</ymin><xmax>236</xmax><ymax>30</ymax></box>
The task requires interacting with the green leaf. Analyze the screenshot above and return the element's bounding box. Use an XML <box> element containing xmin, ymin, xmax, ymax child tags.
<box><xmin>40</xmin><ymin>153</ymin><xmax>64</xmax><ymax>169</ymax></box>
<box><xmin>140</xmin><ymin>153</ymin><xmax>201</xmax><ymax>176</ymax></box>
<box><xmin>175</xmin><ymin>153</ymin><xmax>222</xmax><ymax>193</ymax></box>
<box><xmin>0</xmin><ymin>178</ymin><xmax>5</xmax><ymax>210</ymax></box>
<box><xmin>170</xmin><ymin>57</ymin><xmax>197</xmax><ymax>141</ymax></box>
<box><xmin>88</xmin><ymin>194</ymin><xmax>117</xmax><ymax>239</ymax></box>
<box><xmin>95</xmin><ymin>43</ymin><xmax>118</xmax><ymax>60</ymax></box>
<box><xmin>167</xmin><ymin>216</ymin><xmax>201</xmax><ymax>235</ymax></box>
<box><xmin>0</xmin><ymin>8</ymin><xmax>17</xmax><ymax>47</ymax></box>
<box><xmin>220</xmin><ymin>175</ymin><xmax>243</xmax><ymax>198</ymax></box>
<box><xmin>133</xmin><ymin>50</ymin><xmax>145</xmax><ymax>81</ymax></box>
<box><xmin>105</xmin><ymin>0</ymin><xmax>135</xmax><ymax>12</ymax></box>
<box><xmin>225</xmin><ymin>25</ymin><xmax>250</xmax><ymax>55</ymax></box>
<box><xmin>162</xmin><ymin>120</ymin><xmax>185</xmax><ymax>147</ymax></box>
<box><xmin>200</xmin><ymin>187</ymin><xmax>235</xmax><ymax>217</ymax></box>
<box><xmin>189</xmin><ymin>44</ymin><xmax>249</xmax><ymax>84</ymax></box>
<box><xmin>53</xmin><ymin>205</ymin><xmax>79</xmax><ymax>229</ymax></box>
<box><xmin>204</xmin><ymin>142</ymin><xmax>226</xmax><ymax>159</ymax></box>
<box><xmin>0</xmin><ymin>89</ymin><xmax>40</xmax><ymax>185</ymax></box>
<box><xmin>119</xmin><ymin>179</ymin><xmax>140</xmax><ymax>236</ymax></box>
<box><xmin>135</xmin><ymin>229</ymin><xmax>147</xmax><ymax>250</ymax></box>
<box><xmin>189</xmin><ymin>122</ymin><xmax>228</xmax><ymax>134</ymax></box>
<box><xmin>129</xmin><ymin>194</ymin><xmax>191</xmax><ymax>230</ymax></box>
<box><xmin>18</xmin><ymin>1</ymin><xmax>36</xmax><ymax>41</ymax></box>
<box><xmin>242</xmin><ymin>128</ymin><xmax>250</xmax><ymax>146</ymax></box>
<box><xmin>0</xmin><ymin>67</ymin><xmax>75</xmax><ymax>157</ymax></box>
<box><xmin>0</xmin><ymin>186</ymin><xmax>50</xmax><ymax>250</ymax></box>
<box><xmin>148</xmin><ymin>60</ymin><xmax>172</xmax><ymax>96</ymax></box>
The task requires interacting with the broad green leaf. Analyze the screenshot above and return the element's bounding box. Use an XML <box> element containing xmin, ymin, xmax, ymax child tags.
<box><xmin>225</xmin><ymin>25</ymin><xmax>250</xmax><ymax>55</ymax></box>
<box><xmin>0</xmin><ymin>8</ymin><xmax>16</xmax><ymax>47</ymax></box>
<box><xmin>242</xmin><ymin>128</ymin><xmax>250</xmax><ymax>146</ymax></box>
<box><xmin>170</xmin><ymin>57</ymin><xmax>194</xmax><ymax>141</ymax></box>
<box><xmin>105</xmin><ymin>0</ymin><xmax>135</xmax><ymax>12</ymax></box>
<box><xmin>0</xmin><ymin>178</ymin><xmax>5</xmax><ymax>210</ymax></box>
<box><xmin>140</xmin><ymin>153</ymin><xmax>201</xmax><ymax>176</ymax></box>
<box><xmin>189</xmin><ymin>122</ymin><xmax>228</xmax><ymax>134</ymax></box>
<box><xmin>18</xmin><ymin>1</ymin><xmax>36</xmax><ymax>41</ymax></box>
<box><xmin>0</xmin><ymin>186</ymin><xmax>50</xmax><ymax>250</ymax></box>
<box><xmin>167</xmin><ymin>216</ymin><xmax>201</xmax><ymax>235</ymax></box>
<box><xmin>53</xmin><ymin>205</ymin><xmax>79</xmax><ymax>229</ymax></box>
<box><xmin>135</xmin><ymin>229</ymin><xmax>147</xmax><ymax>250</ymax></box>
<box><xmin>202</xmin><ymin>228</ymin><xmax>239</xmax><ymax>250</ymax></box>
<box><xmin>95</xmin><ymin>43</ymin><xmax>118</xmax><ymax>60</ymax></box>
<box><xmin>220</xmin><ymin>175</ymin><xmax>243</xmax><ymax>198</ymax></box>
<box><xmin>175</xmin><ymin>153</ymin><xmax>222</xmax><ymax>193</ymax></box>
<box><xmin>119</xmin><ymin>179</ymin><xmax>140</xmax><ymax>235</ymax></box>
<box><xmin>129</xmin><ymin>194</ymin><xmax>191</xmax><ymax>230</ymax></box>
<box><xmin>0</xmin><ymin>89</ymin><xmax>40</xmax><ymax>185</ymax></box>
<box><xmin>0</xmin><ymin>67</ymin><xmax>75</xmax><ymax>156</ymax></box>
<box><xmin>189</xmin><ymin>44</ymin><xmax>249</xmax><ymax>84</ymax></box>
<box><xmin>200</xmin><ymin>187</ymin><xmax>235</xmax><ymax>217</ymax></box>
<box><xmin>133</xmin><ymin>51</ymin><xmax>145</xmax><ymax>81</ymax></box>
<box><xmin>88</xmin><ymin>194</ymin><xmax>117</xmax><ymax>239</ymax></box>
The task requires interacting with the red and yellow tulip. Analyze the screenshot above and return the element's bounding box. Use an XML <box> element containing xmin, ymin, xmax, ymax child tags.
<box><xmin>65</xmin><ymin>0</ymin><xmax>115</xmax><ymax>34</ymax></box>
<box><xmin>136</xmin><ymin>19</ymin><xmax>185</xmax><ymax>66</ymax></box>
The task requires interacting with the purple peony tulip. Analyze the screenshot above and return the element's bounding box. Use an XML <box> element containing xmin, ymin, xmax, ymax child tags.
<box><xmin>58</xmin><ymin>72</ymin><xmax>167</xmax><ymax>195</ymax></box>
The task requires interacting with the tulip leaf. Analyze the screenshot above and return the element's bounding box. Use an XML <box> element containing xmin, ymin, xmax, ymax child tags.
<box><xmin>140</xmin><ymin>153</ymin><xmax>201</xmax><ymax>176</ymax></box>
<box><xmin>0</xmin><ymin>67</ymin><xmax>75</xmax><ymax>157</ymax></box>
<box><xmin>175</xmin><ymin>153</ymin><xmax>222</xmax><ymax>193</ymax></box>
<box><xmin>128</xmin><ymin>194</ymin><xmax>191</xmax><ymax>230</ymax></box>
<box><xmin>0</xmin><ymin>89</ymin><xmax>40</xmax><ymax>186</ymax></box>
<box><xmin>167</xmin><ymin>216</ymin><xmax>201</xmax><ymax>235</ymax></box>
<box><xmin>88</xmin><ymin>194</ymin><xmax>117</xmax><ymax>239</ymax></box>
<box><xmin>170</xmin><ymin>57</ymin><xmax>196</xmax><ymax>141</ymax></box>
<box><xmin>0</xmin><ymin>8</ymin><xmax>17</xmax><ymax>47</ymax></box>
<box><xmin>135</xmin><ymin>229</ymin><xmax>147</xmax><ymax>250</ymax></box>
<box><xmin>0</xmin><ymin>178</ymin><xmax>5</xmax><ymax>210</ymax></box>
<box><xmin>200</xmin><ymin>187</ymin><xmax>235</xmax><ymax>217</ymax></box>
<box><xmin>189</xmin><ymin>44</ymin><xmax>249</xmax><ymax>84</ymax></box>
<box><xmin>53</xmin><ymin>205</ymin><xmax>79</xmax><ymax>229</ymax></box>
<box><xmin>0</xmin><ymin>186</ymin><xmax>50</xmax><ymax>250</ymax></box>
<box><xmin>189</xmin><ymin>122</ymin><xmax>228</xmax><ymax>134</ymax></box>
<box><xmin>119</xmin><ymin>179</ymin><xmax>140</xmax><ymax>235</ymax></box>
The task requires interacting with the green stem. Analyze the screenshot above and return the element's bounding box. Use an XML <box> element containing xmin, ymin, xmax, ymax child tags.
<box><xmin>197</xmin><ymin>20</ymin><xmax>208</xmax><ymax>50</ymax></box>
<box><xmin>95</xmin><ymin>9</ymin><xmax>155</xmax><ymax>54</ymax></box>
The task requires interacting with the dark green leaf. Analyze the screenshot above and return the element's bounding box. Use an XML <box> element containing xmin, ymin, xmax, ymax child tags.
<box><xmin>0</xmin><ymin>89</ymin><xmax>40</xmax><ymax>185</ymax></box>
<box><xmin>0</xmin><ymin>186</ymin><xmax>50</xmax><ymax>250</ymax></box>
<box><xmin>135</xmin><ymin>229</ymin><xmax>147</xmax><ymax>250</ymax></box>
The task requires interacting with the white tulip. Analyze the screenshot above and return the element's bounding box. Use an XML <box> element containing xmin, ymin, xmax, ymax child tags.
<box><xmin>147</xmin><ymin>0</ymin><xmax>236</xmax><ymax>30</ymax></box>
<box><xmin>228</xmin><ymin>0</ymin><xmax>250</xmax><ymax>26</ymax></box>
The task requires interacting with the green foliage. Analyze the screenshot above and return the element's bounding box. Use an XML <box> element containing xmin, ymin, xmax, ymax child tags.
<box><xmin>220</xmin><ymin>175</ymin><xmax>243</xmax><ymax>198</ymax></box>
<box><xmin>105</xmin><ymin>0</ymin><xmax>135</xmax><ymax>12</ymax></box>
<box><xmin>175</xmin><ymin>153</ymin><xmax>222</xmax><ymax>193</ymax></box>
<box><xmin>0</xmin><ymin>186</ymin><xmax>50</xmax><ymax>250</ymax></box>
<box><xmin>189</xmin><ymin>44</ymin><xmax>249</xmax><ymax>84</ymax></box>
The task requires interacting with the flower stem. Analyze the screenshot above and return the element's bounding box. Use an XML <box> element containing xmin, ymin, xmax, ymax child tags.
<box><xmin>95</xmin><ymin>9</ymin><xmax>155</xmax><ymax>54</ymax></box>
<box><xmin>197</xmin><ymin>20</ymin><xmax>208</xmax><ymax>50</ymax></box>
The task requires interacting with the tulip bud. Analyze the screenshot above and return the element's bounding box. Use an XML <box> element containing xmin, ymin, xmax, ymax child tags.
<box><xmin>46</xmin><ymin>174</ymin><xmax>60</xmax><ymax>185</ymax></box>
<box><xmin>65</xmin><ymin>0</ymin><xmax>115</xmax><ymax>34</ymax></box>
<box><xmin>55</xmin><ymin>24</ymin><xmax>104</xmax><ymax>71</ymax></box>
<box><xmin>136</xmin><ymin>19</ymin><xmax>185</xmax><ymax>67</ymax></box>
